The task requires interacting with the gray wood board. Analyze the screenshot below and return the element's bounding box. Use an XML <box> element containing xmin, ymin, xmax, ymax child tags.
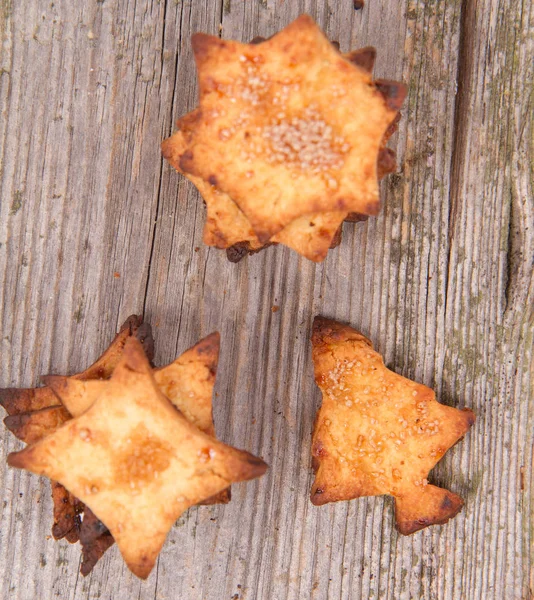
<box><xmin>0</xmin><ymin>1</ymin><xmax>532</xmax><ymax>599</ymax></box>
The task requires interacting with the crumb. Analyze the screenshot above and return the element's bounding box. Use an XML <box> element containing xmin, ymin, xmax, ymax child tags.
<box><xmin>271</xmin><ymin>305</ymin><xmax>279</xmax><ymax>313</ymax></box>
<box><xmin>113</xmin><ymin>272</ymin><xmax>120</xmax><ymax>278</ymax></box>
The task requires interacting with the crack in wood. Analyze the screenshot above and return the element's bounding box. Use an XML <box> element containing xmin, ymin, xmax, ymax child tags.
<box><xmin>447</xmin><ymin>0</ymin><xmax>472</xmax><ymax>249</ymax></box>
<box><xmin>142</xmin><ymin>0</ymin><xmax>188</xmax><ymax>318</ymax></box>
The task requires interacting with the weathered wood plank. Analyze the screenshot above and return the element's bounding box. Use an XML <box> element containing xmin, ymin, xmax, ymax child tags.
<box><xmin>0</xmin><ymin>0</ymin><xmax>532</xmax><ymax>599</ymax></box>
<box><xmin>438</xmin><ymin>2</ymin><xmax>533</xmax><ymax>598</ymax></box>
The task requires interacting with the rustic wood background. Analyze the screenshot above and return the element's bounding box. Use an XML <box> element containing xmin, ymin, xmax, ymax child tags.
<box><xmin>0</xmin><ymin>1</ymin><xmax>532</xmax><ymax>599</ymax></box>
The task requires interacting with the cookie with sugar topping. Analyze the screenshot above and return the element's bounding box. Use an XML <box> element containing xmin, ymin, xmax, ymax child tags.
<box><xmin>310</xmin><ymin>317</ymin><xmax>475</xmax><ymax>534</ymax></box>
<box><xmin>7</xmin><ymin>338</ymin><xmax>268</xmax><ymax>579</ymax></box>
<box><xmin>11</xmin><ymin>332</ymin><xmax>233</xmax><ymax>511</ymax></box>
<box><xmin>163</xmin><ymin>43</ymin><xmax>399</xmax><ymax>262</ymax></box>
<box><xmin>177</xmin><ymin>15</ymin><xmax>405</xmax><ymax>242</ymax></box>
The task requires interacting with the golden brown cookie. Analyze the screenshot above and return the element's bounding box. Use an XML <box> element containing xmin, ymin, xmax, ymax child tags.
<box><xmin>8</xmin><ymin>338</ymin><xmax>267</xmax><ymax>579</ymax></box>
<box><xmin>162</xmin><ymin>128</ymin><xmax>346</xmax><ymax>261</ymax></box>
<box><xmin>310</xmin><ymin>317</ymin><xmax>475</xmax><ymax>534</ymax></box>
<box><xmin>177</xmin><ymin>15</ymin><xmax>403</xmax><ymax>242</ymax></box>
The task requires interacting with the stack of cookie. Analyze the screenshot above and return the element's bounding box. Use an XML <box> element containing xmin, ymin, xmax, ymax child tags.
<box><xmin>162</xmin><ymin>15</ymin><xmax>406</xmax><ymax>262</ymax></box>
<box><xmin>0</xmin><ymin>317</ymin><xmax>267</xmax><ymax>578</ymax></box>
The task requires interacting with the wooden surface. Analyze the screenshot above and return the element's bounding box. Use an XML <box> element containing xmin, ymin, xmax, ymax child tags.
<box><xmin>0</xmin><ymin>1</ymin><xmax>532</xmax><ymax>599</ymax></box>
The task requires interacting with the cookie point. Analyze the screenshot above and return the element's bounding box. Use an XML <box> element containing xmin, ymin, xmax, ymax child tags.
<box><xmin>312</xmin><ymin>316</ymin><xmax>338</xmax><ymax>335</ymax></box>
<box><xmin>7</xmin><ymin>449</ymin><xmax>31</xmax><ymax>470</ymax></box>
<box><xmin>121</xmin><ymin>314</ymin><xmax>144</xmax><ymax>334</ymax></box>
<box><xmin>375</xmin><ymin>79</ymin><xmax>408</xmax><ymax>111</ymax></box>
<box><xmin>310</xmin><ymin>486</ymin><xmax>329</xmax><ymax>505</ymax></box>
<box><xmin>191</xmin><ymin>32</ymin><xmax>221</xmax><ymax>60</ymax></box>
<box><xmin>345</xmin><ymin>47</ymin><xmax>376</xmax><ymax>73</ymax></box>
<box><xmin>120</xmin><ymin>338</ymin><xmax>152</xmax><ymax>374</ymax></box>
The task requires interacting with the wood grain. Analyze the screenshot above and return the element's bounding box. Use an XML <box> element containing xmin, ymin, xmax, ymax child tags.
<box><xmin>0</xmin><ymin>1</ymin><xmax>532</xmax><ymax>599</ymax></box>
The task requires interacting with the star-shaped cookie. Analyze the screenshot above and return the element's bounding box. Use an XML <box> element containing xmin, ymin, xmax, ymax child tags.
<box><xmin>176</xmin><ymin>15</ymin><xmax>403</xmax><ymax>243</ymax></box>
<box><xmin>310</xmin><ymin>317</ymin><xmax>475</xmax><ymax>534</ymax></box>
<box><xmin>163</xmin><ymin>47</ymin><xmax>386</xmax><ymax>263</ymax></box>
<box><xmin>8</xmin><ymin>338</ymin><xmax>267</xmax><ymax>579</ymax></box>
